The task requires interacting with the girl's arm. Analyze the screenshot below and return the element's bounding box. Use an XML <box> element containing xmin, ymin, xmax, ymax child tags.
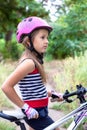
<box><xmin>1</xmin><ymin>59</ymin><xmax>35</xmax><ymax>108</ymax></box>
<box><xmin>47</xmin><ymin>91</ymin><xmax>52</xmax><ymax>97</ymax></box>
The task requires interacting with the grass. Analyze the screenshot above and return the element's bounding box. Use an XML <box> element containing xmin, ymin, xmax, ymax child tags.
<box><xmin>0</xmin><ymin>60</ymin><xmax>16</xmax><ymax>108</ymax></box>
<box><xmin>45</xmin><ymin>52</ymin><xmax>87</xmax><ymax>111</ymax></box>
<box><xmin>45</xmin><ymin>52</ymin><xmax>87</xmax><ymax>130</ymax></box>
<box><xmin>0</xmin><ymin>121</ymin><xmax>16</xmax><ymax>130</ymax></box>
<box><xmin>0</xmin><ymin>61</ymin><xmax>17</xmax><ymax>130</ymax></box>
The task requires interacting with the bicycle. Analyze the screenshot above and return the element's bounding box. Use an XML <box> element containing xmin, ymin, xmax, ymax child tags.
<box><xmin>44</xmin><ymin>84</ymin><xmax>87</xmax><ymax>130</ymax></box>
<box><xmin>0</xmin><ymin>84</ymin><xmax>87</xmax><ymax>130</ymax></box>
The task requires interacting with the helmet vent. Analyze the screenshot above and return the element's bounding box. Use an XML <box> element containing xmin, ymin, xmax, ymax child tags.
<box><xmin>28</xmin><ymin>18</ymin><xmax>32</xmax><ymax>22</ymax></box>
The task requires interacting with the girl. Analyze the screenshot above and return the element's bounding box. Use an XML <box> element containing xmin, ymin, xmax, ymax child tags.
<box><xmin>1</xmin><ymin>16</ymin><xmax>63</xmax><ymax>130</ymax></box>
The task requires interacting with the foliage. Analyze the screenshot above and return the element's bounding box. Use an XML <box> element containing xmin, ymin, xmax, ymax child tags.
<box><xmin>0</xmin><ymin>0</ymin><xmax>50</xmax><ymax>60</ymax></box>
<box><xmin>0</xmin><ymin>0</ymin><xmax>49</xmax><ymax>33</ymax></box>
<box><xmin>1</xmin><ymin>0</ymin><xmax>87</xmax><ymax>60</ymax></box>
<box><xmin>47</xmin><ymin>24</ymin><xmax>86</xmax><ymax>59</ymax></box>
<box><xmin>46</xmin><ymin>0</ymin><xmax>87</xmax><ymax>59</ymax></box>
<box><xmin>53</xmin><ymin>54</ymin><xmax>87</xmax><ymax>92</ymax></box>
<box><xmin>0</xmin><ymin>40</ymin><xmax>24</xmax><ymax>60</ymax></box>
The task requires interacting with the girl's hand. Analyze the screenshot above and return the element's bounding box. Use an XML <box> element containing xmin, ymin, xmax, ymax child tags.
<box><xmin>51</xmin><ymin>90</ymin><xmax>64</xmax><ymax>102</ymax></box>
<box><xmin>22</xmin><ymin>103</ymin><xmax>39</xmax><ymax>119</ymax></box>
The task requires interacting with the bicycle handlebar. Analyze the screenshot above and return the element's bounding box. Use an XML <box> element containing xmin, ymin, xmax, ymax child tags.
<box><xmin>63</xmin><ymin>84</ymin><xmax>87</xmax><ymax>104</ymax></box>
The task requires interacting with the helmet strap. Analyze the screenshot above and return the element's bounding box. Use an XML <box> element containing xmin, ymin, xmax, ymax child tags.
<box><xmin>28</xmin><ymin>35</ymin><xmax>44</xmax><ymax>64</ymax></box>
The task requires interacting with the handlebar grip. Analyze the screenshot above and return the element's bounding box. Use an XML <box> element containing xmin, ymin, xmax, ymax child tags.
<box><xmin>51</xmin><ymin>94</ymin><xmax>59</xmax><ymax>99</ymax></box>
<box><xmin>63</xmin><ymin>84</ymin><xmax>87</xmax><ymax>103</ymax></box>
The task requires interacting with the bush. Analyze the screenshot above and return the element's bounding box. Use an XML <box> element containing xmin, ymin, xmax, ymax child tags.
<box><xmin>0</xmin><ymin>39</ymin><xmax>24</xmax><ymax>60</ymax></box>
<box><xmin>47</xmin><ymin>23</ymin><xmax>87</xmax><ymax>59</ymax></box>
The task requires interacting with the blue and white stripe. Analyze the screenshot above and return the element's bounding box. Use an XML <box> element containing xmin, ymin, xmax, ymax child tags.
<box><xmin>18</xmin><ymin>73</ymin><xmax>47</xmax><ymax>101</ymax></box>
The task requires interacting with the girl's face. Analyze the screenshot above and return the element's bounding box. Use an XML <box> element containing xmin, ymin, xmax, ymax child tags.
<box><xmin>32</xmin><ymin>29</ymin><xmax>49</xmax><ymax>54</ymax></box>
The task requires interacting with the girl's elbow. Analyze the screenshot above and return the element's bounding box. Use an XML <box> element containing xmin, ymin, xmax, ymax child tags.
<box><xmin>1</xmin><ymin>83</ymin><xmax>8</xmax><ymax>93</ymax></box>
<box><xmin>1</xmin><ymin>85</ymin><xmax>6</xmax><ymax>92</ymax></box>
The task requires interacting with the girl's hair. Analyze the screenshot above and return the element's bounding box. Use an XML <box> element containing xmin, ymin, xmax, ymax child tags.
<box><xmin>19</xmin><ymin>29</ymin><xmax>47</xmax><ymax>83</ymax></box>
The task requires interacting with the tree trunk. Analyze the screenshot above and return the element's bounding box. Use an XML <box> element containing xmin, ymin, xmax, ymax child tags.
<box><xmin>5</xmin><ymin>30</ymin><xmax>13</xmax><ymax>42</ymax></box>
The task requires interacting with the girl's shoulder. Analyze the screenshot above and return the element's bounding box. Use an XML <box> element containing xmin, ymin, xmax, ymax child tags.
<box><xmin>19</xmin><ymin>57</ymin><xmax>36</xmax><ymax>64</ymax></box>
<box><xmin>20</xmin><ymin>58</ymin><xmax>34</xmax><ymax>63</ymax></box>
<box><xmin>17</xmin><ymin>58</ymin><xmax>36</xmax><ymax>73</ymax></box>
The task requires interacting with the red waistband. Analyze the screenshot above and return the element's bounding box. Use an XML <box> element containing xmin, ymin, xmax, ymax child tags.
<box><xmin>24</xmin><ymin>98</ymin><xmax>48</xmax><ymax>108</ymax></box>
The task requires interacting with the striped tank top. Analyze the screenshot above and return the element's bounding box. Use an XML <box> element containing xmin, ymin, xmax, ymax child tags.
<box><xmin>18</xmin><ymin>68</ymin><xmax>48</xmax><ymax>108</ymax></box>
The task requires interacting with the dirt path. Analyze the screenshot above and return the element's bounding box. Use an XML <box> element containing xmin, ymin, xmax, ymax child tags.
<box><xmin>48</xmin><ymin>109</ymin><xmax>66</xmax><ymax>130</ymax></box>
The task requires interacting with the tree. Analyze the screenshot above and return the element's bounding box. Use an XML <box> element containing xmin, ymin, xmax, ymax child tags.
<box><xmin>47</xmin><ymin>0</ymin><xmax>87</xmax><ymax>59</ymax></box>
<box><xmin>0</xmin><ymin>0</ymin><xmax>50</xmax><ymax>41</ymax></box>
<box><xmin>0</xmin><ymin>0</ymin><xmax>51</xmax><ymax>59</ymax></box>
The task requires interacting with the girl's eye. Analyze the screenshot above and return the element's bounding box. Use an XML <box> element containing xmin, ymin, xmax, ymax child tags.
<box><xmin>41</xmin><ymin>36</ymin><xmax>45</xmax><ymax>39</ymax></box>
<box><xmin>41</xmin><ymin>36</ymin><xmax>48</xmax><ymax>40</ymax></box>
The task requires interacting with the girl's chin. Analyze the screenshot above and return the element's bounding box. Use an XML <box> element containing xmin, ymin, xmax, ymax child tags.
<box><xmin>42</xmin><ymin>49</ymin><xmax>47</xmax><ymax>53</ymax></box>
<box><xmin>38</xmin><ymin>50</ymin><xmax>46</xmax><ymax>54</ymax></box>
<box><xmin>41</xmin><ymin>51</ymin><xmax>46</xmax><ymax>54</ymax></box>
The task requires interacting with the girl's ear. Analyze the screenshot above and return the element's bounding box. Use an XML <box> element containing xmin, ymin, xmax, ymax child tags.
<box><xmin>24</xmin><ymin>38</ymin><xmax>30</xmax><ymax>48</ymax></box>
<box><xmin>26</xmin><ymin>39</ymin><xmax>30</xmax><ymax>46</ymax></box>
<box><xmin>27</xmin><ymin>41</ymin><xmax>30</xmax><ymax>46</ymax></box>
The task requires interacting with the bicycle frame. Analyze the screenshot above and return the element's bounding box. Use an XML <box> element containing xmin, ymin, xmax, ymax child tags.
<box><xmin>0</xmin><ymin>84</ymin><xmax>87</xmax><ymax>130</ymax></box>
<box><xmin>44</xmin><ymin>102</ymin><xmax>87</xmax><ymax>130</ymax></box>
<box><xmin>0</xmin><ymin>103</ymin><xmax>87</xmax><ymax>130</ymax></box>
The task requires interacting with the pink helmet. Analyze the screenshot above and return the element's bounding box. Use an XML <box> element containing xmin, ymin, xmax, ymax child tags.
<box><xmin>16</xmin><ymin>16</ymin><xmax>53</xmax><ymax>43</ymax></box>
